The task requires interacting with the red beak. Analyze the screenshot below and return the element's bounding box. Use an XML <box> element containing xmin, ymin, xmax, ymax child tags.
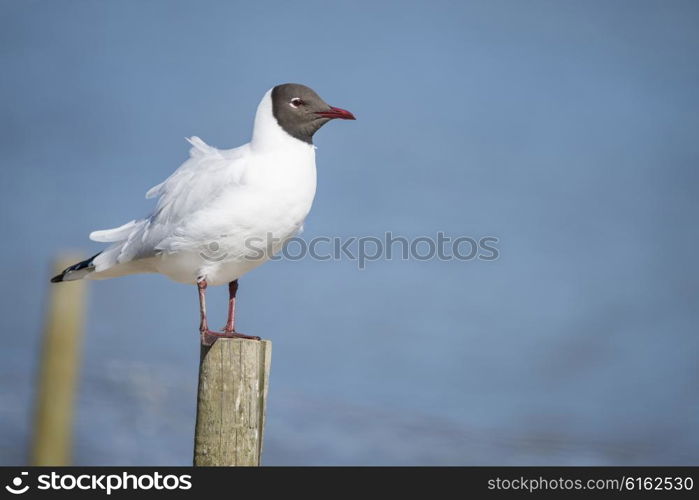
<box><xmin>315</xmin><ymin>106</ymin><xmax>356</xmax><ymax>120</ymax></box>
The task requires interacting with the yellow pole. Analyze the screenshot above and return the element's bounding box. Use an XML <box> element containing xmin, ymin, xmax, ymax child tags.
<box><xmin>32</xmin><ymin>255</ymin><xmax>87</xmax><ymax>465</ymax></box>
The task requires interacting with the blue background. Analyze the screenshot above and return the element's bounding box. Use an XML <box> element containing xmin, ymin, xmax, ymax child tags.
<box><xmin>1</xmin><ymin>0</ymin><xmax>698</xmax><ymax>464</ymax></box>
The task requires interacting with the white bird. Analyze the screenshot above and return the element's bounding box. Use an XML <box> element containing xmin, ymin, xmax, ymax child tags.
<box><xmin>51</xmin><ymin>84</ymin><xmax>355</xmax><ymax>345</ymax></box>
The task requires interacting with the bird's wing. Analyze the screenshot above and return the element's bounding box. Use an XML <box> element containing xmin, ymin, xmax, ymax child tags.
<box><xmin>88</xmin><ymin>137</ymin><xmax>249</xmax><ymax>271</ymax></box>
<box><xmin>145</xmin><ymin>136</ymin><xmax>249</xmax><ymax>225</ymax></box>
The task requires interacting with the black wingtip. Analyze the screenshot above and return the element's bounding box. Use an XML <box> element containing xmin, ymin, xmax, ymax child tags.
<box><xmin>49</xmin><ymin>251</ymin><xmax>102</xmax><ymax>283</ymax></box>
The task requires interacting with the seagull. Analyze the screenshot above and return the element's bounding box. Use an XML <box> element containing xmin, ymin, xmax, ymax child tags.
<box><xmin>51</xmin><ymin>83</ymin><xmax>355</xmax><ymax>345</ymax></box>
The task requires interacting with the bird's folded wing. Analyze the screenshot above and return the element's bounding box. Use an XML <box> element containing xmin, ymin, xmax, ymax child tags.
<box><xmin>146</xmin><ymin>137</ymin><xmax>218</xmax><ymax>199</ymax></box>
<box><xmin>144</xmin><ymin>136</ymin><xmax>248</xmax><ymax>226</ymax></box>
<box><xmin>88</xmin><ymin>137</ymin><xmax>249</xmax><ymax>267</ymax></box>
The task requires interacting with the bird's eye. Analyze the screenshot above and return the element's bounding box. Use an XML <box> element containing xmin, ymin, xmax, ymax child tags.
<box><xmin>290</xmin><ymin>98</ymin><xmax>305</xmax><ymax>108</ymax></box>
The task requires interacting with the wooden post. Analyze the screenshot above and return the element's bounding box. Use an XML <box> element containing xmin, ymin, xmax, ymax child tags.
<box><xmin>193</xmin><ymin>338</ymin><xmax>272</xmax><ymax>466</ymax></box>
<box><xmin>32</xmin><ymin>255</ymin><xmax>87</xmax><ymax>465</ymax></box>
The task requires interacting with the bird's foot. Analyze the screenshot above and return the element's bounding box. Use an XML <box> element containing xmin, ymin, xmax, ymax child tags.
<box><xmin>200</xmin><ymin>329</ymin><xmax>261</xmax><ymax>346</ymax></box>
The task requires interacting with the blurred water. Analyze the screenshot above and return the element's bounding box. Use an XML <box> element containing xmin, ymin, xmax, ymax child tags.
<box><xmin>1</xmin><ymin>0</ymin><xmax>698</xmax><ymax>465</ymax></box>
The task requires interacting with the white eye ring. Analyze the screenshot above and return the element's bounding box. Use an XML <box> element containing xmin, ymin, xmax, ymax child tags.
<box><xmin>290</xmin><ymin>98</ymin><xmax>304</xmax><ymax>108</ymax></box>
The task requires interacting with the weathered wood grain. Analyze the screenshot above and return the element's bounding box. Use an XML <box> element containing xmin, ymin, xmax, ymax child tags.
<box><xmin>193</xmin><ymin>338</ymin><xmax>271</xmax><ymax>466</ymax></box>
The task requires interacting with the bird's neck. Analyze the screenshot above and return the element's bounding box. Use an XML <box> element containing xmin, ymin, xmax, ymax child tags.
<box><xmin>250</xmin><ymin>89</ymin><xmax>316</xmax><ymax>154</ymax></box>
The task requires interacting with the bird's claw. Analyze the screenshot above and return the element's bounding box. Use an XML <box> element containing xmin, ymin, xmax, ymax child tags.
<box><xmin>200</xmin><ymin>329</ymin><xmax>261</xmax><ymax>346</ymax></box>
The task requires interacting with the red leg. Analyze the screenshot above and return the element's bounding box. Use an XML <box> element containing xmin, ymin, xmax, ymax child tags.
<box><xmin>197</xmin><ymin>278</ymin><xmax>260</xmax><ymax>346</ymax></box>
<box><xmin>197</xmin><ymin>278</ymin><xmax>209</xmax><ymax>333</ymax></box>
<box><xmin>223</xmin><ymin>280</ymin><xmax>238</xmax><ymax>333</ymax></box>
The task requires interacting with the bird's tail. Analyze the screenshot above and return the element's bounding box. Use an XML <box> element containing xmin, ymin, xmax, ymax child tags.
<box><xmin>50</xmin><ymin>252</ymin><xmax>102</xmax><ymax>283</ymax></box>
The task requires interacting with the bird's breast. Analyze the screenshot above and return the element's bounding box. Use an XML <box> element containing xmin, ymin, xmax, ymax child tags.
<box><xmin>216</xmin><ymin>151</ymin><xmax>317</xmax><ymax>249</ymax></box>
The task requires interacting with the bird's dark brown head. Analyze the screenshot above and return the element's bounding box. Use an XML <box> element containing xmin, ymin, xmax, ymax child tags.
<box><xmin>271</xmin><ymin>83</ymin><xmax>355</xmax><ymax>144</ymax></box>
